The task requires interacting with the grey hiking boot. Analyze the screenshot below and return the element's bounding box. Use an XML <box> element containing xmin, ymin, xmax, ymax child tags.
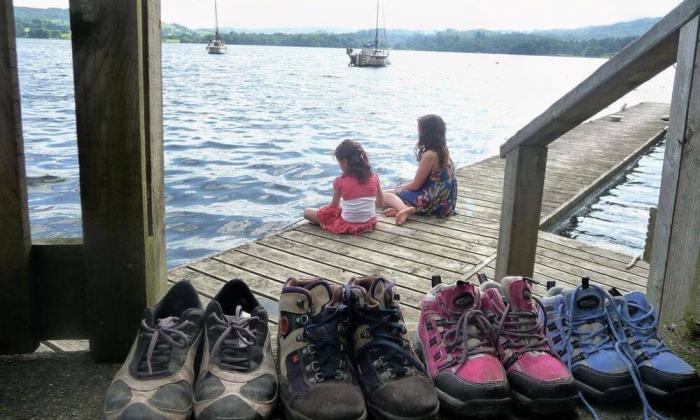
<box><xmin>194</xmin><ymin>279</ymin><xmax>278</xmax><ymax>420</ymax></box>
<box><xmin>277</xmin><ymin>277</ymin><xmax>367</xmax><ymax>420</ymax></box>
<box><xmin>348</xmin><ymin>276</ymin><xmax>439</xmax><ymax>420</ymax></box>
<box><xmin>104</xmin><ymin>280</ymin><xmax>203</xmax><ymax>420</ymax></box>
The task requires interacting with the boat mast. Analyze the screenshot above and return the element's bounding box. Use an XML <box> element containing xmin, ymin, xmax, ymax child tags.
<box><xmin>374</xmin><ymin>0</ymin><xmax>379</xmax><ymax>49</ymax></box>
<box><xmin>214</xmin><ymin>0</ymin><xmax>220</xmax><ymax>39</ymax></box>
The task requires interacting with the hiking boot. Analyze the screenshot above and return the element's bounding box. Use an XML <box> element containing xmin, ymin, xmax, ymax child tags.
<box><xmin>539</xmin><ymin>284</ymin><xmax>635</xmax><ymax>401</ymax></box>
<box><xmin>194</xmin><ymin>279</ymin><xmax>277</xmax><ymax>420</ymax></box>
<box><xmin>609</xmin><ymin>290</ymin><xmax>700</xmax><ymax>403</ymax></box>
<box><xmin>277</xmin><ymin>278</ymin><xmax>366</xmax><ymax>420</ymax></box>
<box><xmin>415</xmin><ymin>281</ymin><xmax>510</xmax><ymax>417</ymax></box>
<box><xmin>348</xmin><ymin>276</ymin><xmax>439</xmax><ymax>420</ymax></box>
<box><xmin>104</xmin><ymin>280</ymin><xmax>203</xmax><ymax>420</ymax></box>
<box><xmin>480</xmin><ymin>277</ymin><xmax>578</xmax><ymax>414</ymax></box>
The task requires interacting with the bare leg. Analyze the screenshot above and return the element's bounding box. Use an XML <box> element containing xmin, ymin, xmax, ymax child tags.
<box><xmin>383</xmin><ymin>192</ymin><xmax>408</xmax><ymax>218</ymax></box>
<box><xmin>396</xmin><ymin>206</ymin><xmax>416</xmax><ymax>225</ymax></box>
<box><xmin>304</xmin><ymin>208</ymin><xmax>319</xmax><ymax>224</ymax></box>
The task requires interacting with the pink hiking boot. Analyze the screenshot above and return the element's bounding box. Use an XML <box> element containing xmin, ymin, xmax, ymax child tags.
<box><xmin>480</xmin><ymin>277</ymin><xmax>579</xmax><ymax>414</ymax></box>
<box><xmin>415</xmin><ymin>281</ymin><xmax>510</xmax><ymax>417</ymax></box>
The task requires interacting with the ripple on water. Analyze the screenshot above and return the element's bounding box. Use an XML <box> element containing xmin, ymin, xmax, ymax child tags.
<box><xmin>17</xmin><ymin>40</ymin><xmax>674</xmax><ymax>268</ymax></box>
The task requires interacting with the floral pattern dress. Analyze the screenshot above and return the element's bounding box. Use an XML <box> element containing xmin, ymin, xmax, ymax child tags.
<box><xmin>396</xmin><ymin>159</ymin><xmax>457</xmax><ymax>217</ymax></box>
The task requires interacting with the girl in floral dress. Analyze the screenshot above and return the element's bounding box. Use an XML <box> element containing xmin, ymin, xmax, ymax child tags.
<box><xmin>383</xmin><ymin>114</ymin><xmax>458</xmax><ymax>225</ymax></box>
<box><xmin>304</xmin><ymin>140</ymin><xmax>383</xmax><ymax>234</ymax></box>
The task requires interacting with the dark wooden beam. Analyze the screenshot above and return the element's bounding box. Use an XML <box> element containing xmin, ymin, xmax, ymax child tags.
<box><xmin>500</xmin><ymin>0</ymin><xmax>700</xmax><ymax>157</ymax></box>
<box><xmin>69</xmin><ymin>0</ymin><xmax>166</xmax><ymax>361</ymax></box>
<box><xmin>648</xmin><ymin>16</ymin><xmax>700</xmax><ymax>334</ymax></box>
<box><xmin>495</xmin><ymin>146</ymin><xmax>548</xmax><ymax>280</ymax></box>
<box><xmin>0</xmin><ymin>0</ymin><xmax>36</xmax><ymax>354</ymax></box>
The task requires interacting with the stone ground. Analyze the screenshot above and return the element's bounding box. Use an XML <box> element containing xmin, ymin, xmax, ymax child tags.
<box><xmin>1</xmin><ymin>340</ymin><xmax>698</xmax><ymax>420</ymax></box>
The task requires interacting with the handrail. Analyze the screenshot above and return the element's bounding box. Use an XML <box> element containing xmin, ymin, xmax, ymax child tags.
<box><xmin>499</xmin><ymin>0</ymin><xmax>700</xmax><ymax>158</ymax></box>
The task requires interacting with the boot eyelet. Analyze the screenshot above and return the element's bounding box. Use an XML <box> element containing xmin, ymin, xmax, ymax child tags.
<box><xmin>314</xmin><ymin>372</ymin><xmax>324</xmax><ymax>382</ymax></box>
<box><xmin>298</xmin><ymin>315</ymin><xmax>309</xmax><ymax>325</ymax></box>
<box><xmin>296</xmin><ymin>299</ymin><xmax>306</xmax><ymax>309</ymax></box>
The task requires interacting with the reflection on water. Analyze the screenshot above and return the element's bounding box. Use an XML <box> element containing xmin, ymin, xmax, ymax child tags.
<box><xmin>559</xmin><ymin>139</ymin><xmax>665</xmax><ymax>257</ymax></box>
<box><xmin>17</xmin><ymin>39</ymin><xmax>673</xmax><ymax>267</ymax></box>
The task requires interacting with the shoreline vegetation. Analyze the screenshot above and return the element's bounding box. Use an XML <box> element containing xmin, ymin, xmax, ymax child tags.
<box><xmin>14</xmin><ymin>7</ymin><xmax>659</xmax><ymax>59</ymax></box>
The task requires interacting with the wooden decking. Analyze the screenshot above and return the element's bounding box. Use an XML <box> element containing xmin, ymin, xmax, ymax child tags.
<box><xmin>161</xmin><ymin>102</ymin><xmax>668</xmax><ymax>336</ymax></box>
<box><xmin>39</xmin><ymin>103</ymin><xmax>667</xmax><ymax>353</ymax></box>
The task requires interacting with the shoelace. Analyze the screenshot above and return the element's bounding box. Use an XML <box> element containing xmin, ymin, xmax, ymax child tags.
<box><xmin>303</xmin><ymin>304</ymin><xmax>350</xmax><ymax>381</ymax></box>
<box><xmin>564</xmin><ymin>286</ymin><xmax>665</xmax><ymax>420</ymax></box>
<box><xmin>495</xmin><ymin>300</ymin><xmax>550</xmax><ymax>355</ymax></box>
<box><xmin>616</xmin><ymin>299</ymin><xmax>668</xmax><ymax>358</ymax></box>
<box><xmin>439</xmin><ymin>307</ymin><xmax>496</xmax><ymax>370</ymax></box>
<box><xmin>357</xmin><ymin>305</ymin><xmax>424</xmax><ymax>376</ymax></box>
<box><xmin>138</xmin><ymin>316</ymin><xmax>192</xmax><ymax>377</ymax></box>
<box><xmin>210</xmin><ymin>305</ymin><xmax>259</xmax><ymax>371</ymax></box>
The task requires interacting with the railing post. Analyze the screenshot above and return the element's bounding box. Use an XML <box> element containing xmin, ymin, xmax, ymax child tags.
<box><xmin>0</xmin><ymin>0</ymin><xmax>36</xmax><ymax>354</ymax></box>
<box><xmin>648</xmin><ymin>15</ymin><xmax>700</xmax><ymax>335</ymax></box>
<box><xmin>69</xmin><ymin>0</ymin><xmax>166</xmax><ymax>361</ymax></box>
<box><xmin>495</xmin><ymin>146</ymin><xmax>548</xmax><ymax>281</ymax></box>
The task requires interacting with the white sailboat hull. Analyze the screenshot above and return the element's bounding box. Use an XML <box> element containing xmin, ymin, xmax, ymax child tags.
<box><xmin>347</xmin><ymin>48</ymin><xmax>390</xmax><ymax>67</ymax></box>
<box><xmin>207</xmin><ymin>45</ymin><xmax>226</xmax><ymax>54</ymax></box>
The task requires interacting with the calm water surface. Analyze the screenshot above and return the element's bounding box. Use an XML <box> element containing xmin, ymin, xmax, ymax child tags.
<box><xmin>17</xmin><ymin>39</ymin><xmax>673</xmax><ymax>267</ymax></box>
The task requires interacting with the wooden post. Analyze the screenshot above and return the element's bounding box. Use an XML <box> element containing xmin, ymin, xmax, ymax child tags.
<box><xmin>0</xmin><ymin>0</ymin><xmax>36</xmax><ymax>354</ymax></box>
<box><xmin>648</xmin><ymin>15</ymin><xmax>700</xmax><ymax>335</ymax></box>
<box><xmin>69</xmin><ymin>0</ymin><xmax>166</xmax><ymax>361</ymax></box>
<box><xmin>495</xmin><ymin>146</ymin><xmax>548</xmax><ymax>281</ymax></box>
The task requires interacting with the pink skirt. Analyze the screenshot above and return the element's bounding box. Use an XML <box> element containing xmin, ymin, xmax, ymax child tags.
<box><xmin>317</xmin><ymin>206</ymin><xmax>377</xmax><ymax>235</ymax></box>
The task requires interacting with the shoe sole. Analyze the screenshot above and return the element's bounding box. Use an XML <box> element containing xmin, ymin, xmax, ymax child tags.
<box><xmin>366</xmin><ymin>402</ymin><xmax>439</xmax><ymax>420</ymax></box>
<box><xmin>510</xmin><ymin>389</ymin><xmax>579</xmax><ymax>415</ymax></box>
<box><xmin>281</xmin><ymin>398</ymin><xmax>367</xmax><ymax>420</ymax></box>
<box><xmin>436</xmin><ymin>388</ymin><xmax>511</xmax><ymax>417</ymax></box>
<box><xmin>575</xmin><ymin>379</ymin><xmax>636</xmax><ymax>401</ymax></box>
<box><xmin>643</xmin><ymin>383</ymin><xmax>700</xmax><ymax>403</ymax></box>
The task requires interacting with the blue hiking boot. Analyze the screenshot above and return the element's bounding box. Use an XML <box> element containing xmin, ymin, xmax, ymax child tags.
<box><xmin>610</xmin><ymin>290</ymin><xmax>700</xmax><ymax>403</ymax></box>
<box><xmin>539</xmin><ymin>284</ymin><xmax>635</xmax><ymax>401</ymax></box>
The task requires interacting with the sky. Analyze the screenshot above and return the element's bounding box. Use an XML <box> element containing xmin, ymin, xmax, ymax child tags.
<box><xmin>14</xmin><ymin>0</ymin><xmax>683</xmax><ymax>31</ymax></box>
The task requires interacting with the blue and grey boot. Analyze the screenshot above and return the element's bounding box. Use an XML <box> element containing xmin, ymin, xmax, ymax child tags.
<box><xmin>348</xmin><ymin>276</ymin><xmax>439</xmax><ymax>420</ymax></box>
<box><xmin>194</xmin><ymin>279</ymin><xmax>278</xmax><ymax>420</ymax></box>
<box><xmin>609</xmin><ymin>290</ymin><xmax>700</xmax><ymax>402</ymax></box>
<box><xmin>277</xmin><ymin>278</ymin><xmax>367</xmax><ymax>420</ymax></box>
<box><xmin>539</xmin><ymin>283</ymin><xmax>635</xmax><ymax>401</ymax></box>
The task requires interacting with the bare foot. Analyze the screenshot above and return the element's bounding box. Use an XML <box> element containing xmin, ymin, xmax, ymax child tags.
<box><xmin>395</xmin><ymin>207</ymin><xmax>414</xmax><ymax>225</ymax></box>
<box><xmin>384</xmin><ymin>208</ymin><xmax>398</xmax><ymax>217</ymax></box>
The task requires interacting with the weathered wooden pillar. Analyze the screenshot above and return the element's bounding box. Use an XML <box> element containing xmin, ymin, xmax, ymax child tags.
<box><xmin>648</xmin><ymin>15</ymin><xmax>700</xmax><ymax>335</ymax></box>
<box><xmin>495</xmin><ymin>146</ymin><xmax>548</xmax><ymax>281</ymax></box>
<box><xmin>0</xmin><ymin>0</ymin><xmax>36</xmax><ymax>354</ymax></box>
<box><xmin>69</xmin><ymin>0</ymin><xmax>166</xmax><ymax>361</ymax></box>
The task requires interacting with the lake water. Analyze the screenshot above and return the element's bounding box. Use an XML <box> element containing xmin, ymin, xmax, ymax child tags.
<box><xmin>16</xmin><ymin>39</ymin><xmax>674</xmax><ymax>268</ymax></box>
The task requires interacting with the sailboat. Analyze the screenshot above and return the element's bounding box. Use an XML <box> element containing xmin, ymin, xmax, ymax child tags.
<box><xmin>206</xmin><ymin>0</ymin><xmax>226</xmax><ymax>54</ymax></box>
<box><xmin>346</xmin><ymin>0</ymin><xmax>390</xmax><ymax>67</ymax></box>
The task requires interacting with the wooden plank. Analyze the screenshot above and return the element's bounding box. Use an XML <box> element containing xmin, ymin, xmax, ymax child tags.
<box><xmin>0</xmin><ymin>0</ymin><xmax>35</xmax><ymax>354</ymax></box>
<box><xmin>643</xmin><ymin>207</ymin><xmax>658</xmax><ymax>263</ymax></box>
<box><xmin>69</xmin><ymin>0</ymin><xmax>166</xmax><ymax>362</ymax></box>
<box><xmin>499</xmin><ymin>0</ymin><xmax>696</xmax><ymax>156</ymax></box>
<box><xmin>375</xmin><ymin>216</ymin><xmax>499</xmax><ymax>248</ymax></box>
<box><xmin>374</xmin><ymin>222</ymin><xmax>495</xmax><ymax>257</ymax></box>
<box><xmin>31</xmin><ymin>240</ymin><xmax>87</xmax><ymax>340</ymax></box>
<box><xmin>538</xmin><ymin>231</ymin><xmax>649</xmax><ymax>268</ymax></box>
<box><xmin>649</xmin><ymin>16</ymin><xmax>699</xmax><ymax>309</ymax></box>
<box><xmin>649</xmin><ymin>16</ymin><xmax>700</xmax><ymax>333</ymax></box>
<box><xmin>258</xmin><ymin>235</ymin><xmax>438</xmax><ymax>292</ymax></box>
<box><xmin>495</xmin><ymin>146</ymin><xmax>548</xmax><ymax>280</ymax></box>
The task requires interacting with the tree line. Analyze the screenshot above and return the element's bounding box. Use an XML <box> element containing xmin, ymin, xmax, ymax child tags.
<box><xmin>15</xmin><ymin>17</ymin><xmax>636</xmax><ymax>58</ymax></box>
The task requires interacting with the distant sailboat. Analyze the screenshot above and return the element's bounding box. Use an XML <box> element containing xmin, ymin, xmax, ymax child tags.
<box><xmin>206</xmin><ymin>0</ymin><xmax>226</xmax><ymax>54</ymax></box>
<box><xmin>347</xmin><ymin>0</ymin><xmax>390</xmax><ymax>67</ymax></box>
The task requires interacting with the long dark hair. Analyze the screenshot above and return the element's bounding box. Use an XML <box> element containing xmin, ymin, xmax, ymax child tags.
<box><xmin>335</xmin><ymin>139</ymin><xmax>371</xmax><ymax>183</ymax></box>
<box><xmin>416</xmin><ymin>114</ymin><xmax>449</xmax><ymax>169</ymax></box>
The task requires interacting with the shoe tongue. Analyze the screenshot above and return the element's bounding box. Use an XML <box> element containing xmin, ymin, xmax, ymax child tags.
<box><xmin>624</xmin><ymin>291</ymin><xmax>651</xmax><ymax>321</ymax></box>
<box><xmin>501</xmin><ymin>277</ymin><xmax>534</xmax><ymax>312</ymax></box>
<box><xmin>304</xmin><ymin>280</ymin><xmax>341</xmax><ymax>314</ymax></box>
<box><xmin>568</xmin><ymin>286</ymin><xmax>606</xmax><ymax>318</ymax></box>
<box><xmin>439</xmin><ymin>282</ymin><xmax>479</xmax><ymax>312</ymax></box>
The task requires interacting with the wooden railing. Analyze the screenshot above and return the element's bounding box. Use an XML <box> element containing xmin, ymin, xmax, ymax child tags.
<box><xmin>496</xmin><ymin>0</ymin><xmax>700</xmax><ymax>334</ymax></box>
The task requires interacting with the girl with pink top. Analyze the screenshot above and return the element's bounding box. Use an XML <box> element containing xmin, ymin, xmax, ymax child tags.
<box><xmin>304</xmin><ymin>140</ymin><xmax>383</xmax><ymax>235</ymax></box>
